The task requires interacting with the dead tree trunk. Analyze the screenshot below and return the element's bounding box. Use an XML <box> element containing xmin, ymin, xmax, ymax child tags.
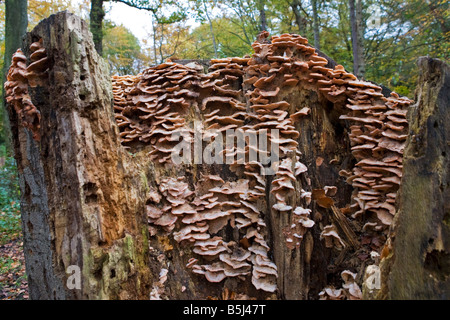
<box><xmin>7</xmin><ymin>12</ymin><xmax>151</xmax><ymax>300</ymax></box>
<box><xmin>378</xmin><ymin>57</ymin><xmax>450</xmax><ymax>299</ymax></box>
<box><xmin>6</xmin><ymin>12</ymin><xmax>447</xmax><ymax>300</ymax></box>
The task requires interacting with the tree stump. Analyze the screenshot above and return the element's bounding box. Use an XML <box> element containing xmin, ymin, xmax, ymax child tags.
<box><xmin>7</xmin><ymin>12</ymin><xmax>151</xmax><ymax>300</ymax></box>
<box><xmin>6</xmin><ymin>12</ymin><xmax>448</xmax><ymax>300</ymax></box>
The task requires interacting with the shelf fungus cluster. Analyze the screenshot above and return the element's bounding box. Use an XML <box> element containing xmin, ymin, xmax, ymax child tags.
<box><xmin>241</xmin><ymin>33</ymin><xmax>412</xmax><ymax>233</ymax></box>
<box><xmin>244</xmin><ymin>32</ymin><xmax>315</xmax><ymax>250</ymax></box>
<box><xmin>112</xmin><ymin>31</ymin><xmax>412</xmax><ymax>296</ymax></box>
<box><xmin>318</xmin><ymin>270</ymin><xmax>363</xmax><ymax>300</ymax></box>
<box><xmin>197</xmin><ymin>61</ymin><xmax>282</xmax><ymax>291</ymax></box>
<box><xmin>200</xmin><ymin>56</ymin><xmax>249</xmax><ymax>143</ymax></box>
<box><xmin>4</xmin><ymin>39</ymin><xmax>49</xmax><ymax>141</ymax></box>
<box><xmin>112</xmin><ymin>73</ymin><xmax>140</xmax><ymax>146</ymax></box>
<box><xmin>244</xmin><ymin>33</ymin><xmax>411</xmax><ymax>233</ymax></box>
<box><xmin>339</xmin><ymin>87</ymin><xmax>411</xmax><ymax>228</ymax></box>
<box><xmin>112</xmin><ymin>62</ymin><xmax>200</xmax><ymax>163</ymax></box>
<box><xmin>184</xmin><ymin>179</ymin><xmax>276</xmax><ymax>290</ymax></box>
<box><xmin>146</xmin><ymin>173</ymin><xmax>279</xmax><ymax>292</ymax></box>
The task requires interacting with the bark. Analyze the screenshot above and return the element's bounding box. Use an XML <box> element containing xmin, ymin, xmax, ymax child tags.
<box><xmin>8</xmin><ymin>12</ymin><xmax>151</xmax><ymax>299</ymax></box>
<box><xmin>378</xmin><ymin>57</ymin><xmax>450</xmax><ymax>299</ymax></box>
<box><xmin>202</xmin><ymin>0</ymin><xmax>218</xmax><ymax>59</ymax></box>
<box><xmin>90</xmin><ymin>0</ymin><xmax>104</xmax><ymax>55</ymax></box>
<box><xmin>2</xmin><ymin>0</ymin><xmax>27</xmax><ymax>83</ymax></box>
<box><xmin>2</xmin><ymin>0</ymin><xmax>28</xmax><ymax>151</ymax></box>
<box><xmin>349</xmin><ymin>0</ymin><xmax>360</xmax><ymax>78</ymax></box>
<box><xmin>152</xmin><ymin>19</ymin><xmax>158</xmax><ymax>64</ymax></box>
<box><xmin>258</xmin><ymin>0</ymin><xmax>268</xmax><ymax>32</ymax></box>
<box><xmin>291</xmin><ymin>0</ymin><xmax>304</xmax><ymax>35</ymax></box>
<box><xmin>349</xmin><ymin>0</ymin><xmax>365</xmax><ymax>78</ymax></box>
<box><xmin>355</xmin><ymin>0</ymin><xmax>365</xmax><ymax>78</ymax></box>
<box><xmin>312</xmin><ymin>0</ymin><xmax>320</xmax><ymax>50</ymax></box>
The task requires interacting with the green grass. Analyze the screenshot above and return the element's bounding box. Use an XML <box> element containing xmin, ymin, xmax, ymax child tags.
<box><xmin>0</xmin><ymin>152</ymin><xmax>27</xmax><ymax>300</ymax></box>
<box><xmin>0</xmin><ymin>155</ymin><xmax>21</xmax><ymax>245</ymax></box>
<box><xmin>0</xmin><ymin>256</ymin><xmax>23</xmax><ymax>276</ymax></box>
<box><xmin>0</xmin><ymin>240</ymin><xmax>28</xmax><ymax>300</ymax></box>
<box><xmin>0</xmin><ymin>201</ymin><xmax>21</xmax><ymax>245</ymax></box>
<box><xmin>0</xmin><ymin>145</ymin><xmax>6</xmax><ymax>157</ymax></box>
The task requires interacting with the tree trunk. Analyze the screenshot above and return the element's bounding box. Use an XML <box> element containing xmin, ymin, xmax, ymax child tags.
<box><xmin>349</xmin><ymin>0</ymin><xmax>360</xmax><ymax>78</ymax></box>
<box><xmin>202</xmin><ymin>0</ymin><xmax>218</xmax><ymax>58</ymax></box>
<box><xmin>2</xmin><ymin>0</ymin><xmax>27</xmax><ymax>84</ymax></box>
<box><xmin>7</xmin><ymin>12</ymin><xmax>355</xmax><ymax>300</ymax></box>
<box><xmin>291</xmin><ymin>0</ymin><xmax>304</xmax><ymax>35</ymax></box>
<box><xmin>378</xmin><ymin>57</ymin><xmax>450</xmax><ymax>299</ymax></box>
<box><xmin>349</xmin><ymin>0</ymin><xmax>365</xmax><ymax>78</ymax></box>
<box><xmin>355</xmin><ymin>0</ymin><xmax>365</xmax><ymax>78</ymax></box>
<box><xmin>258</xmin><ymin>0</ymin><xmax>268</xmax><ymax>32</ymax></box>
<box><xmin>158</xmin><ymin>23</ymin><xmax>165</xmax><ymax>64</ymax></box>
<box><xmin>312</xmin><ymin>0</ymin><xmax>320</xmax><ymax>50</ymax></box>
<box><xmin>1</xmin><ymin>0</ymin><xmax>28</xmax><ymax>152</ymax></box>
<box><xmin>8</xmin><ymin>12</ymin><xmax>151</xmax><ymax>300</ymax></box>
<box><xmin>152</xmin><ymin>19</ymin><xmax>158</xmax><ymax>64</ymax></box>
<box><xmin>90</xmin><ymin>0</ymin><xmax>104</xmax><ymax>55</ymax></box>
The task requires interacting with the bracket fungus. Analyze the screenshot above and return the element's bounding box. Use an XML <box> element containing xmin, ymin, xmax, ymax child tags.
<box><xmin>341</xmin><ymin>270</ymin><xmax>363</xmax><ymax>300</ymax></box>
<box><xmin>339</xmin><ymin>85</ymin><xmax>411</xmax><ymax>229</ymax></box>
<box><xmin>26</xmin><ymin>39</ymin><xmax>49</xmax><ymax>88</ymax></box>
<box><xmin>320</xmin><ymin>224</ymin><xmax>346</xmax><ymax>249</ymax></box>
<box><xmin>4</xmin><ymin>42</ymin><xmax>49</xmax><ymax>141</ymax></box>
<box><xmin>318</xmin><ymin>287</ymin><xmax>345</xmax><ymax>300</ymax></box>
<box><xmin>318</xmin><ymin>270</ymin><xmax>362</xmax><ymax>300</ymax></box>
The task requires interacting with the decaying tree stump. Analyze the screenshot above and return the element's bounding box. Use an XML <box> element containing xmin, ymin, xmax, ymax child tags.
<box><xmin>378</xmin><ymin>57</ymin><xmax>449</xmax><ymax>299</ymax></box>
<box><xmin>6</xmin><ymin>12</ymin><xmax>151</xmax><ymax>299</ymax></box>
<box><xmin>5</xmin><ymin>12</ymin><xmax>448</xmax><ymax>300</ymax></box>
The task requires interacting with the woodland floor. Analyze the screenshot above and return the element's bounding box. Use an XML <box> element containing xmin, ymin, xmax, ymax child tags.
<box><xmin>0</xmin><ymin>237</ymin><xmax>28</xmax><ymax>300</ymax></box>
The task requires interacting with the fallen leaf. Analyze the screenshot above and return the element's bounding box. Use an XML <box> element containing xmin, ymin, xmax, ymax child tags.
<box><xmin>239</xmin><ymin>237</ymin><xmax>250</xmax><ymax>249</ymax></box>
<box><xmin>312</xmin><ymin>189</ymin><xmax>334</xmax><ymax>208</ymax></box>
